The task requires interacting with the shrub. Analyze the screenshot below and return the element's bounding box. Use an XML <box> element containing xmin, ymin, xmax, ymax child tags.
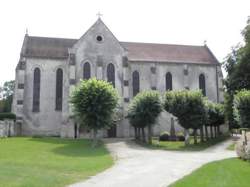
<box><xmin>236</xmin><ymin>132</ymin><xmax>250</xmax><ymax>160</ymax></box>
<box><xmin>176</xmin><ymin>132</ymin><xmax>185</xmax><ymax>141</ymax></box>
<box><xmin>0</xmin><ymin>113</ymin><xmax>16</xmax><ymax>121</ymax></box>
<box><xmin>234</xmin><ymin>90</ymin><xmax>250</xmax><ymax>128</ymax></box>
<box><xmin>159</xmin><ymin>131</ymin><xmax>170</xmax><ymax>141</ymax></box>
<box><xmin>70</xmin><ymin>78</ymin><xmax>119</xmax><ymax>146</ymax></box>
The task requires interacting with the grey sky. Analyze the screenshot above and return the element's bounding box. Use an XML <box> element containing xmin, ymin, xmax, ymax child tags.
<box><xmin>0</xmin><ymin>0</ymin><xmax>249</xmax><ymax>86</ymax></box>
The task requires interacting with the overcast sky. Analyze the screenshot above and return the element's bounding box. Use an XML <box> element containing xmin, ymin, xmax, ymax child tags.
<box><xmin>0</xmin><ymin>0</ymin><xmax>249</xmax><ymax>86</ymax></box>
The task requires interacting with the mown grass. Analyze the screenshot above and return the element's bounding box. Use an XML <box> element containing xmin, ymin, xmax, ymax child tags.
<box><xmin>170</xmin><ymin>158</ymin><xmax>250</xmax><ymax>187</ymax></box>
<box><xmin>149</xmin><ymin>135</ymin><xmax>229</xmax><ymax>151</ymax></box>
<box><xmin>0</xmin><ymin>137</ymin><xmax>113</xmax><ymax>187</ymax></box>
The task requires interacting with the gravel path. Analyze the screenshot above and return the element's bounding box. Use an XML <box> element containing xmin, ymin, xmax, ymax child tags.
<box><xmin>69</xmin><ymin>138</ymin><xmax>236</xmax><ymax>187</ymax></box>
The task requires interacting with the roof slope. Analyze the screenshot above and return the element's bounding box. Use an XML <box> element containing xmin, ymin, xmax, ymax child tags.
<box><xmin>22</xmin><ymin>36</ymin><xmax>218</xmax><ymax>65</ymax></box>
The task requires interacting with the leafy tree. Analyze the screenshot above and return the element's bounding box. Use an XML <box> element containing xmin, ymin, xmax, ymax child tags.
<box><xmin>164</xmin><ymin>90</ymin><xmax>207</xmax><ymax>145</ymax></box>
<box><xmin>127</xmin><ymin>91</ymin><xmax>162</xmax><ymax>144</ymax></box>
<box><xmin>206</xmin><ymin>102</ymin><xmax>225</xmax><ymax>138</ymax></box>
<box><xmin>71</xmin><ymin>78</ymin><xmax>119</xmax><ymax>146</ymax></box>
<box><xmin>224</xmin><ymin>17</ymin><xmax>250</xmax><ymax>129</ymax></box>
<box><xmin>0</xmin><ymin>80</ymin><xmax>15</xmax><ymax>112</ymax></box>
<box><xmin>234</xmin><ymin>90</ymin><xmax>250</xmax><ymax>128</ymax></box>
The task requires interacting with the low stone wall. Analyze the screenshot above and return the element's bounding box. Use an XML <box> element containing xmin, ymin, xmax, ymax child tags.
<box><xmin>0</xmin><ymin>120</ymin><xmax>15</xmax><ymax>138</ymax></box>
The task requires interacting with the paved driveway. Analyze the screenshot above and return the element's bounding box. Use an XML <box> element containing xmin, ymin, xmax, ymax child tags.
<box><xmin>70</xmin><ymin>138</ymin><xmax>236</xmax><ymax>187</ymax></box>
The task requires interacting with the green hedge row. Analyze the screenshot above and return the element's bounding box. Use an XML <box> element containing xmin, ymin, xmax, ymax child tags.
<box><xmin>0</xmin><ymin>113</ymin><xmax>16</xmax><ymax>120</ymax></box>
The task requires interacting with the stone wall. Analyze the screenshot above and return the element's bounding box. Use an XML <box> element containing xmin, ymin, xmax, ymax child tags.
<box><xmin>0</xmin><ymin>120</ymin><xmax>15</xmax><ymax>137</ymax></box>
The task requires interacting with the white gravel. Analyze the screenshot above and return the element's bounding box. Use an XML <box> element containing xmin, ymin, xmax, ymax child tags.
<box><xmin>69</xmin><ymin>138</ymin><xmax>236</xmax><ymax>187</ymax></box>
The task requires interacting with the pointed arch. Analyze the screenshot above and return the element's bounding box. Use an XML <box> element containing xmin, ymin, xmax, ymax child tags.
<box><xmin>199</xmin><ymin>74</ymin><xmax>206</xmax><ymax>96</ymax></box>
<box><xmin>32</xmin><ymin>68</ymin><xmax>41</xmax><ymax>112</ymax></box>
<box><xmin>107</xmin><ymin>63</ymin><xmax>115</xmax><ymax>87</ymax></box>
<box><xmin>55</xmin><ymin>68</ymin><xmax>63</xmax><ymax>111</ymax></box>
<box><xmin>165</xmin><ymin>72</ymin><xmax>172</xmax><ymax>91</ymax></box>
<box><xmin>83</xmin><ymin>62</ymin><xmax>91</xmax><ymax>79</ymax></box>
<box><xmin>132</xmin><ymin>71</ymin><xmax>140</xmax><ymax>97</ymax></box>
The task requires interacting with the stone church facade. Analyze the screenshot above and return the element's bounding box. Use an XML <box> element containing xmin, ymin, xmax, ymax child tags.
<box><xmin>12</xmin><ymin>18</ymin><xmax>224</xmax><ymax>138</ymax></box>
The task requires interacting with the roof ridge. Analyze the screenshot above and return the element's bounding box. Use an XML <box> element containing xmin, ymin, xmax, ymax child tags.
<box><xmin>28</xmin><ymin>35</ymin><xmax>78</xmax><ymax>41</ymax></box>
<box><xmin>120</xmin><ymin>41</ymin><xmax>204</xmax><ymax>48</ymax></box>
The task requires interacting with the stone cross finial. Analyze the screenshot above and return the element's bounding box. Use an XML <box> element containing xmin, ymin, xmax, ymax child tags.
<box><xmin>96</xmin><ymin>11</ymin><xmax>103</xmax><ymax>18</ymax></box>
<box><xmin>203</xmin><ymin>40</ymin><xmax>207</xmax><ymax>46</ymax></box>
<box><xmin>25</xmin><ymin>28</ymin><xmax>28</xmax><ymax>35</ymax></box>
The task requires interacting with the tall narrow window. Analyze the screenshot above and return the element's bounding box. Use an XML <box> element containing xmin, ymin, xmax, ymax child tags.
<box><xmin>107</xmin><ymin>63</ymin><xmax>115</xmax><ymax>87</ymax></box>
<box><xmin>165</xmin><ymin>72</ymin><xmax>172</xmax><ymax>91</ymax></box>
<box><xmin>132</xmin><ymin>71</ymin><xmax>140</xmax><ymax>97</ymax></box>
<box><xmin>199</xmin><ymin>74</ymin><xmax>206</xmax><ymax>96</ymax></box>
<box><xmin>83</xmin><ymin>62</ymin><xmax>91</xmax><ymax>79</ymax></box>
<box><xmin>55</xmin><ymin>68</ymin><xmax>63</xmax><ymax>111</ymax></box>
<box><xmin>33</xmin><ymin>68</ymin><xmax>41</xmax><ymax>112</ymax></box>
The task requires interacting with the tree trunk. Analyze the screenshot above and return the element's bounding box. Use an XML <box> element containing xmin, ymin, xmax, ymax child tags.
<box><xmin>92</xmin><ymin>129</ymin><xmax>98</xmax><ymax>147</ymax></box>
<box><xmin>134</xmin><ymin>127</ymin><xmax>138</xmax><ymax>140</ymax></box>
<box><xmin>200</xmin><ymin>126</ymin><xmax>204</xmax><ymax>142</ymax></box>
<box><xmin>214</xmin><ymin>126</ymin><xmax>217</xmax><ymax>138</ymax></box>
<box><xmin>142</xmin><ymin>128</ymin><xmax>146</xmax><ymax>143</ymax></box>
<box><xmin>217</xmin><ymin>126</ymin><xmax>220</xmax><ymax>136</ymax></box>
<box><xmin>147</xmin><ymin>125</ymin><xmax>152</xmax><ymax>144</ymax></box>
<box><xmin>184</xmin><ymin>129</ymin><xmax>190</xmax><ymax>146</ymax></box>
<box><xmin>210</xmin><ymin>126</ymin><xmax>213</xmax><ymax>138</ymax></box>
<box><xmin>193</xmin><ymin>129</ymin><xmax>198</xmax><ymax>144</ymax></box>
<box><xmin>205</xmin><ymin>126</ymin><xmax>209</xmax><ymax>141</ymax></box>
<box><xmin>138</xmin><ymin>128</ymin><xmax>141</xmax><ymax>140</ymax></box>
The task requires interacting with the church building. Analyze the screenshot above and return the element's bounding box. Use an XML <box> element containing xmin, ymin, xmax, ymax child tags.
<box><xmin>12</xmin><ymin>18</ymin><xmax>224</xmax><ymax>138</ymax></box>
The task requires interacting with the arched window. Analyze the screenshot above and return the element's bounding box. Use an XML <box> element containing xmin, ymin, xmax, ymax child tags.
<box><xmin>165</xmin><ymin>72</ymin><xmax>172</xmax><ymax>91</ymax></box>
<box><xmin>32</xmin><ymin>68</ymin><xmax>41</xmax><ymax>112</ymax></box>
<box><xmin>83</xmin><ymin>62</ymin><xmax>91</xmax><ymax>79</ymax></box>
<box><xmin>132</xmin><ymin>71</ymin><xmax>140</xmax><ymax>97</ymax></box>
<box><xmin>199</xmin><ymin>74</ymin><xmax>206</xmax><ymax>96</ymax></box>
<box><xmin>55</xmin><ymin>68</ymin><xmax>63</xmax><ymax>111</ymax></box>
<box><xmin>107</xmin><ymin>63</ymin><xmax>115</xmax><ymax>87</ymax></box>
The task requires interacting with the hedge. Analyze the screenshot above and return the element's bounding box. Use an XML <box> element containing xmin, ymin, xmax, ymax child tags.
<box><xmin>0</xmin><ymin>113</ymin><xmax>16</xmax><ymax>121</ymax></box>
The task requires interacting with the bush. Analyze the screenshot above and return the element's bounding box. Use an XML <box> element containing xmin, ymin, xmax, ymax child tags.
<box><xmin>234</xmin><ymin>90</ymin><xmax>250</xmax><ymax>128</ymax></box>
<box><xmin>176</xmin><ymin>132</ymin><xmax>185</xmax><ymax>141</ymax></box>
<box><xmin>159</xmin><ymin>131</ymin><xmax>170</xmax><ymax>141</ymax></box>
<box><xmin>0</xmin><ymin>113</ymin><xmax>16</xmax><ymax>121</ymax></box>
<box><xmin>236</xmin><ymin>132</ymin><xmax>250</xmax><ymax>160</ymax></box>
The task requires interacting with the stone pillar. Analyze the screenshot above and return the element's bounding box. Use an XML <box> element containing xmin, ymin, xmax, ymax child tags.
<box><xmin>183</xmin><ymin>64</ymin><xmax>189</xmax><ymax>89</ymax></box>
<box><xmin>150</xmin><ymin>64</ymin><xmax>157</xmax><ymax>90</ymax></box>
<box><xmin>121</xmin><ymin>56</ymin><xmax>130</xmax><ymax>137</ymax></box>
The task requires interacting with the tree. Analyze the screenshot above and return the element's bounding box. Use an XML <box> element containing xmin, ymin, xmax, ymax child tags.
<box><xmin>234</xmin><ymin>90</ymin><xmax>250</xmax><ymax>128</ymax></box>
<box><xmin>127</xmin><ymin>91</ymin><xmax>162</xmax><ymax>144</ymax></box>
<box><xmin>206</xmin><ymin>102</ymin><xmax>225</xmax><ymax>138</ymax></box>
<box><xmin>224</xmin><ymin>17</ymin><xmax>250</xmax><ymax>129</ymax></box>
<box><xmin>70</xmin><ymin>78</ymin><xmax>119</xmax><ymax>146</ymax></box>
<box><xmin>164</xmin><ymin>90</ymin><xmax>207</xmax><ymax>145</ymax></box>
<box><xmin>0</xmin><ymin>80</ymin><xmax>15</xmax><ymax>112</ymax></box>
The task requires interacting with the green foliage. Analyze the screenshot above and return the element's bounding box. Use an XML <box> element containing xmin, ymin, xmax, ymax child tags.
<box><xmin>206</xmin><ymin>102</ymin><xmax>225</xmax><ymax>127</ymax></box>
<box><xmin>70</xmin><ymin>78</ymin><xmax>119</xmax><ymax>131</ymax></box>
<box><xmin>164</xmin><ymin>90</ymin><xmax>207</xmax><ymax>130</ymax></box>
<box><xmin>0</xmin><ymin>80</ymin><xmax>15</xmax><ymax>112</ymax></box>
<box><xmin>127</xmin><ymin>91</ymin><xmax>162</xmax><ymax>128</ymax></box>
<box><xmin>234</xmin><ymin>90</ymin><xmax>250</xmax><ymax>128</ymax></box>
<box><xmin>223</xmin><ymin>17</ymin><xmax>250</xmax><ymax>129</ymax></box>
<box><xmin>0</xmin><ymin>113</ymin><xmax>16</xmax><ymax>120</ymax></box>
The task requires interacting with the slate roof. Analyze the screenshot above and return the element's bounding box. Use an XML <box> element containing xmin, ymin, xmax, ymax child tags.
<box><xmin>22</xmin><ymin>35</ymin><xmax>219</xmax><ymax>65</ymax></box>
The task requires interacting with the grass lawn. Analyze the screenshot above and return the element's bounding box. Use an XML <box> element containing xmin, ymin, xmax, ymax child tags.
<box><xmin>0</xmin><ymin>137</ymin><xmax>113</xmax><ymax>187</ymax></box>
<box><xmin>170</xmin><ymin>158</ymin><xmax>250</xmax><ymax>187</ymax></box>
<box><xmin>150</xmin><ymin>136</ymin><xmax>229</xmax><ymax>151</ymax></box>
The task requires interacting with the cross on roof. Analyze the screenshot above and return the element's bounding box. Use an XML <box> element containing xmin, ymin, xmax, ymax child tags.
<box><xmin>96</xmin><ymin>12</ymin><xmax>103</xmax><ymax>18</ymax></box>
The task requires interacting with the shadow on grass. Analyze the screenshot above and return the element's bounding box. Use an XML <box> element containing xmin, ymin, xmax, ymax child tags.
<box><xmin>28</xmin><ymin>137</ymin><xmax>109</xmax><ymax>157</ymax></box>
<box><xmin>135</xmin><ymin>135</ymin><xmax>230</xmax><ymax>152</ymax></box>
